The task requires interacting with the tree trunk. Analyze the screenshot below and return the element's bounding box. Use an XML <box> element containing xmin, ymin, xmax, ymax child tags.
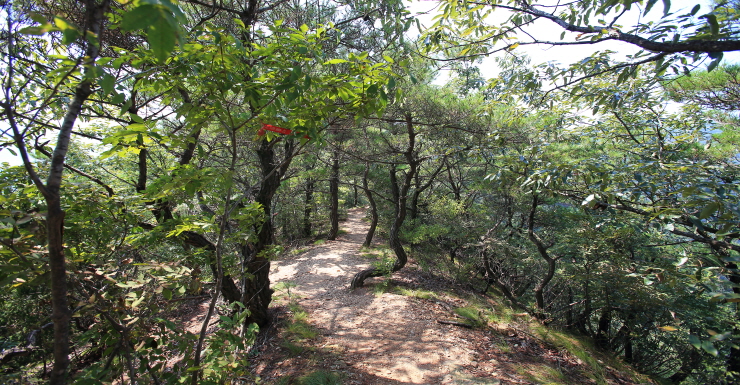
<box><xmin>362</xmin><ymin>163</ymin><xmax>377</xmax><ymax>248</ymax></box>
<box><xmin>16</xmin><ymin>3</ymin><xmax>112</xmax><ymax>383</ymax></box>
<box><xmin>181</xmin><ymin>232</ymin><xmax>242</xmax><ymax>303</ymax></box>
<box><xmin>353</xmin><ymin>181</ymin><xmax>358</xmax><ymax>206</ymax></box>
<box><xmin>328</xmin><ymin>149</ymin><xmax>340</xmax><ymax>240</ymax></box>
<box><xmin>410</xmin><ymin>173</ymin><xmax>421</xmax><ymax>220</ymax></box>
<box><xmin>481</xmin><ymin>252</ymin><xmax>528</xmax><ymax>311</ymax></box>
<box><xmin>387</xmin><ymin>163</ymin><xmax>408</xmax><ymax>272</ymax></box>
<box><xmin>528</xmin><ymin>194</ymin><xmax>557</xmax><ymax>315</ymax></box>
<box><xmin>566</xmin><ymin>287</ymin><xmax>574</xmax><ymax>329</ymax></box>
<box><xmin>577</xmin><ymin>279</ymin><xmax>592</xmax><ymax>335</ymax></box>
<box><xmin>447</xmin><ymin>161</ymin><xmax>461</xmax><ymax>201</ymax></box>
<box><xmin>303</xmin><ymin>178</ymin><xmax>314</xmax><ymax>238</ymax></box>
<box><xmin>727</xmin><ymin>262</ymin><xmax>740</xmax><ymax>375</ymax></box>
<box><xmin>243</xmin><ymin>139</ymin><xmax>295</xmax><ymax>327</ymax></box>
<box><xmin>669</xmin><ymin>333</ymin><xmax>702</xmax><ymax>383</ymax></box>
<box><xmin>351</xmin><ymin>114</ymin><xmax>417</xmax><ymax>289</ymax></box>
<box><xmin>46</xmin><ymin>196</ymin><xmax>71</xmax><ymax>385</ymax></box>
<box><xmin>594</xmin><ymin>306</ymin><xmax>612</xmax><ymax>350</ymax></box>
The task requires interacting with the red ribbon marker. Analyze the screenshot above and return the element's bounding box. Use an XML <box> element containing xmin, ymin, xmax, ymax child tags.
<box><xmin>258</xmin><ymin>123</ymin><xmax>310</xmax><ymax>139</ymax></box>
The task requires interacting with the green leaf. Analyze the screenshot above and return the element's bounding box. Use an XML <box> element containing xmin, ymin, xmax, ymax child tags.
<box><xmin>702</xmin><ymin>14</ymin><xmax>720</xmax><ymax>36</ymax></box>
<box><xmin>323</xmin><ymin>59</ymin><xmax>348</xmax><ymax>65</ymax></box>
<box><xmin>707</xmin><ymin>53</ymin><xmax>723</xmax><ymax>72</ymax></box>
<box><xmin>148</xmin><ymin>14</ymin><xmax>176</xmax><ymax>64</ymax></box>
<box><xmin>702</xmin><ymin>341</ymin><xmax>719</xmax><ymax>356</ymax></box>
<box><xmin>662</xmin><ymin>0</ymin><xmax>671</xmax><ymax>16</ymax></box>
<box><xmin>699</xmin><ymin>202</ymin><xmax>719</xmax><ymax>219</ymax></box>
<box><xmin>99</xmin><ymin>73</ymin><xmax>115</xmax><ymax>95</ymax></box>
<box><xmin>644</xmin><ymin>0</ymin><xmax>659</xmax><ymax>15</ymax></box>
<box><xmin>688</xmin><ymin>334</ymin><xmax>701</xmax><ymax>349</ymax></box>
<box><xmin>130</xmin><ymin>113</ymin><xmax>145</xmax><ymax>124</ymax></box>
<box><xmin>111</xmin><ymin>92</ymin><xmax>125</xmax><ymax>104</ymax></box>
<box><xmin>62</xmin><ymin>28</ymin><xmax>80</xmax><ymax>45</ymax></box>
<box><xmin>387</xmin><ymin>77</ymin><xmax>396</xmax><ymax>89</ymax></box>
<box><xmin>29</xmin><ymin>13</ymin><xmax>47</xmax><ymax>24</ymax></box>
<box><xmin>120</xmin><ymin>4</ymin><xmax>158</xmax><ymax>31</ymax></box>
<box><xmin>19</xmin><ymin>26</ymin><xmax>47</xmax><ymax>35</ymax></box>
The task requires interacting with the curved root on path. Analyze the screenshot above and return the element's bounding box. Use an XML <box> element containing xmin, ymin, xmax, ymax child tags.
<box><xmin>350</xmin><ymin>267</ymin><xmax>383</xmax><ymax>290</ymax></box>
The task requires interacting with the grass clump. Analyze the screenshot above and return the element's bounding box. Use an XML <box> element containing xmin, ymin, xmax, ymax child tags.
<box><xmin>276</xmin><ymin>298</ymin><xmax>318</xmax><ymax>357</ymax></box>
<box><xmin>359</xmin><ymin>246</ymin><xmax>392</xmax><ymax>261</ymax></box>
<box><xmin>515</xmin><ymin>363</ymin><xmax>567</xmax><ymax>385</ymax></box>
<box><xmin>290</xmin><ymin>247</ymin><xmax>309</xmax><ymax>255</ymax></box>
<box><xmin>531</xmin><ymin>326</ymin><xmax>608</xmax><ymax>384</ymax></box>
<box><xmin>372</xmin><ymin>278</ymin><xmax>393</xmax><ymax>296</ymax></box>
<box><xmin>454</xmin><ymin>306</ymin><xmax>485</xmax><ymax>328</ymax></box>
<box><xmin>280</xmin><ymin>340</ymin><xmax>306</xmax><ymax>356</ymax></box>
<box><xmin>285</xmin><ymin>319</ymin><xmax>318</xmax><ymax>340</ymax></box>
<box><xmin>394</xmin><ymin>286</ymin><xmax>437</xmax><ymax>300</ymax></box>
<box><xmin>285</xmin><ymin>302</ymin><xmax>317</xmax><ymax>339</ymax></box>
<box><xmin>297</xmin><ymin>370</ymin><xmax>341</xmax><ymax>385</ymax></box>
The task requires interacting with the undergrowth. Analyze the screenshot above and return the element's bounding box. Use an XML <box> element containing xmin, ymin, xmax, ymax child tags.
<box><xmin>296</xmin><ymin>370</ymin><xmax>341</xmax><ymax>385</ymax></box>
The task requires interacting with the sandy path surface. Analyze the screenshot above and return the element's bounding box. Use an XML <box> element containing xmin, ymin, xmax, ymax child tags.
<box><xmin>270</xmin><ymin>208</ymin><xmax>480</xmax><ymax>385</ymax></box>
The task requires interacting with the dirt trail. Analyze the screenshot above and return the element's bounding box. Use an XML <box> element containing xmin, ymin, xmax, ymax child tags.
<box><xmin>269</xmin><ymin>208</ymin><xmax>482</xmax><ymax>385</ymax></box>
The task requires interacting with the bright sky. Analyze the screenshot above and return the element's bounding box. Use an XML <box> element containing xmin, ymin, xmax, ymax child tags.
<box><xmin>406</xmin><ymin>0</ymin><xmax>739</xmax><ymax>79</ymax></box>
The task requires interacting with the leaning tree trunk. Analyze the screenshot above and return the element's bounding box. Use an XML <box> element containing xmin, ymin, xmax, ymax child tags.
<box><xmin>351</xmin><ymin>114</ymin><xmax>417</xmax><ymax>289</ymax></box>
<box><xmin>135</xmin><ymin>118</ymin><xmax>241</xmax><ymax>303</ymax></box>
<box><xmin>4</xmin><ymin>2</ymin><xmax>112</xmax><ymax>382</ymax></box>
<box><xmin>181</xmin><ymin>232</ymin><xmax>242</xmax><ymax>303</ymax></box>
<box><xmin>362</xmin><ymin>162</ymin><xmax>377</xmax><ymax>248</ymax></box>
<box><xmin>328</xmin><ymin>149</ymin><xmax>340</xmax><ymax>240</ymax></box>
<box><xmin>242</xmin><ymin>139</ymin><xmax>295</xmax><ymax>327</ymax></box>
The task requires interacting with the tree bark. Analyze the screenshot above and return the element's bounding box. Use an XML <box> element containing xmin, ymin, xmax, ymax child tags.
<box><xmin>243</xmin><ymin>139</ymin><xmax>295</xmax><ymax>327</ymax></box>
<box><xmin>594</xmin><ymin>306</ymin><xmax>612</xmax><ymax>350</ymax></box>
<box><xmin>527</xmin><ymin>194</ymin><xmax>557</xmax><ymax>315</ymax></box>
<box><xmin>353</xmin><ymin>181</ymin><xmax>358</xmax><ymax>206</ymax></box>
<box><xmin>328</xmin><ymin>149</ymin><xmax>340</xmax><ymax>240</ymax></box>
<box><xmin>410</xmin><ymin>159</ymin><xmax>446</xmax><ymax>220</ymax></box>
<box><xmin>303</xmin><ymin>178</ymin><xmax>314</xmax><ymax>238</ymax></box>
<box><xmin>181</xmin><ymin>232</ymin><xmax>242</xmax><ymax>303</ymax></box>
<box><xmin>362</xmin><ymin>163</ymin><xmax>377</xmax><ymax>248</ymax></box>
<box><xmin>32</xmin><ymin>2</ymin><xmax>111</xmax><ymax>383</ymax></box>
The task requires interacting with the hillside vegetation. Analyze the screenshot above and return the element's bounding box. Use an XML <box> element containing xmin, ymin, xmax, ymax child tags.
<box><xmin>250</xmin><ymin>208</ymin><xmax>657</xmax><ymax>385</ymax></box>
<box><xmin>1</xmin><ymin>0</ymin><xmax>739</xmax><ymax>384</ymax></box>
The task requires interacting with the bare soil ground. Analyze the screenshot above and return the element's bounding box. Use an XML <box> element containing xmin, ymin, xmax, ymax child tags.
<box><xmin>247</xmin><ymin>208</ymin><xmax>652</xmax><ymax>385</ymax></box>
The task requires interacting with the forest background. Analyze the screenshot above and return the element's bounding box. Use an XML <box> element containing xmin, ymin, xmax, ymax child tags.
<box><xmin>1</xmin><ymin>0</ymin><xmax>740</xmax><ymax>383</ymax></box>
